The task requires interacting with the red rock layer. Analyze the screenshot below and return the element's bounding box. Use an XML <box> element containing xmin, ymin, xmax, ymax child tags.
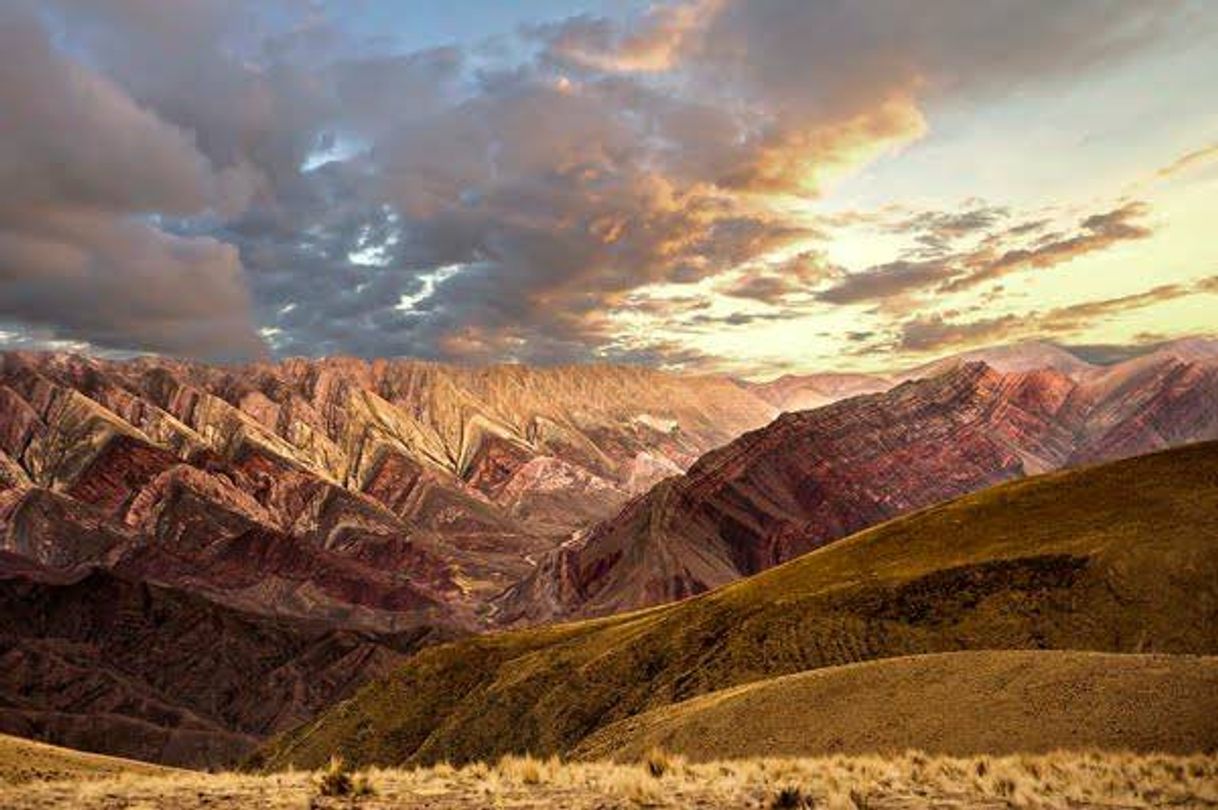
<box><xmin>501</xmin><ymin>357</ymin><xmax>1218</xmax><ymax>622</ymax></box>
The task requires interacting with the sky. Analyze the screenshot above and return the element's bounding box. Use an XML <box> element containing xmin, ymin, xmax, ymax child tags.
<box><xmin>1</xmin><ymin>0</ymin><xmax>1216</xmax><ymax>377</ymax></box>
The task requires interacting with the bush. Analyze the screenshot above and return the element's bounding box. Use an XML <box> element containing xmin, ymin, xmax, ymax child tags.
<box><xmin>315</xmin><ymin>754</ymin><xmax>375</xmax><ymax>799</ymax></box>
<box><xmin>771</xmin><ymin>785</ymin><xmax>814</xmax><ymax>809</ymax></box>
<box><xmin>495</xmin><ymin>753</ymin><xmax>545</xmax><ymax>785</ymax></box>
<box><xmin>644</xmin><ymin>747</ymin><xmax>674</xmax><ymax>779</ymax></box>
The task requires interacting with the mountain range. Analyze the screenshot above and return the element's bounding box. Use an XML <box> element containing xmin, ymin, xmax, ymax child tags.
<box><xmin>0</xmin><ymin>352</ymin><xmax>778</xmax><ymax>630</ymax></box>
<box><xmin>257</xmin><ymin>439</ymin><xmax>1218</xmax><ymax>769</ymax></box>
<box><xmin>1</xmin><ymin>336</ymin><xmax>1216</xmax><ymax>766</ymax></box>
<box><xmin>501</xmin><ymin>343</ymin><xmax>1218</xmax><ymax>621</ymax></box>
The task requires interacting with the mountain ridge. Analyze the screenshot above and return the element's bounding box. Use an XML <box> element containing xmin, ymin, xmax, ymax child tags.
<box><xmin>256</xmin><ymin>439</ymin><xmax>1218</xmax><ymax>770</ymax></box>
<box><xmin>501</xmin><ymin>354</ymin><xmax>1218</xmax><ymax>622</ymax></box>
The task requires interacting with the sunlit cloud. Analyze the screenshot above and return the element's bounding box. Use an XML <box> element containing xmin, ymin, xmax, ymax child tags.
<box><xmin>1</xmin><ymin>0</ymin><xmax>1214</xmax><ymax>372</ymax></box>
<box><xmin>1155</xmin><ymin>142</ymin><xmax>1218</xmax><ymax>180</ymax></box>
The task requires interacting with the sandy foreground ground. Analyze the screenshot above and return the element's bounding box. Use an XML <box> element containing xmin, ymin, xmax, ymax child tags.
<box><xmin>2</xmin><ymin>751</ymin><xmax>1217</xmax><ymax>809</ymax></box>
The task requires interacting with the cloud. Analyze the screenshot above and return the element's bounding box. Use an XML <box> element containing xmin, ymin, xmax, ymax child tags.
<box><xmin>720</xmin><ymin>252</ymin><xmax>828</xmax><ymax>302</ymax></box>
<box><xmin>712</xmin><ymin>94</ymin><xmax>928</xmax><ymax>195</ymax></box>
<box><xmin>695</xmin><ymin>0</ymin><xmax>1182</xmax><ymax>115</ymax></box>
<box><xmin>721</xmin><ymin>275</ymin><xmax>797</xmax><ymax>303</ymax></box>
<box><xmin>1155</xmin><ymin>142</ymin><xmax>1218</xmax><ymax>179</ymax></box>
<box><xmin>1035</xmin><ymin>282</ymin><xmax>1185</xmax><ymax>332</ymax></box>
<box><xmin>323</xmin><ymin>0</ymin><xmax>1181</xmax><ymax>362</ymax></box>
<box><xmin>945</xmin><ymin>201</ymin><xmax>1153</xmax><ymax>292</ymax></box>
<box><xmin>887</xmin><ymin>204</ymin><xmax>1010</xmax><ymax>253</ymax></box>
<box><xmin>532</xmin><ymin>0</ymin><xmax>723</xmax><ymax>73</ymax></box>
<box><xmin>685</xmin><ymin>309</ymin><xmax>797</xmax><ymax>328</ymax></box>
<box><xmin>0</xmin><ymin>211</ymin><xmax>262</xmax><ymax>360</ymax></box>
<box><xmin>2</xmin><ymin>0</ymin><xmax>1197</xmax><ymax>366</ymax></box>
<box><xmin>818</xmin><ymin>201</ymin><xmax>1155</xmax><ymax>306</ymax></box>
<box><xmin>893</xmin><ymin>281</ymin><xmax>1194</xmax><ymax>353</ymax></box>
<box><xmin>897</xmin><ymin>314</ymin><xmax>1021</xmax><ymax>353</ymax></box>
<box><xmin>0</xmin><ymin>6</ymin><xmax>264</xmax><ymax>360</ymax></box>
<box><xmin>48</xmin><ymin>0</ymin><xmax>332</xmax><ymax>196</ymax></box>
<box><xmin>817</xmin><ymin>259</ymin><xmax>955</xmax><ymax>305</ymax></box>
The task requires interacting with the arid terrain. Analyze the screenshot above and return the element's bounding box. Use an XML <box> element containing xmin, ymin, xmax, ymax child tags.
<box><xmin>0</xmin><ymin>734</ymin><xmax>175</xmax><ymax>785</ymax></box>
<box><xmin>507</xmin><ymin>345</ymin><xmax>1218</xmax><ymax>622</ymax></box>
<box><xmin>0</xmin><ymin>351</ymin><xmax>775</xmax><ymax>764</ymax></box>
<box><xmin>259</xmin><ymin>440</ymin><xmax>1218</xmax><ymax>770</ymax></box>
<box><xmin>574</xmin><ymin>651</ymin><xmax>1218</xmax><ymax>761</ymax></box>
<box><xmin>2</xmin><ymin>341</ymin><xmax>1216</xmax><ymax>773</ymax></box>
<box><xmin>2</xmin><ymin>735</ymin><xmax>1216</xmax><ymax>809</ymax></box>
<box><xmin>5</xmin><ymin>2</ymin><xmax>1218</xmax><ymax>805</ymax></box>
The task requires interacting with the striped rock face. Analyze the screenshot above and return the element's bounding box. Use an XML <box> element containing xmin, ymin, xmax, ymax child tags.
<box><xmin>501</xmin><ymin>353</ymin><xmax>1218</xmax><ymax>623</ymax></box>
<box><xmin>0</xmin><ymin>351</ymin><xmax>780</xmax><ymax>630</ymax></box>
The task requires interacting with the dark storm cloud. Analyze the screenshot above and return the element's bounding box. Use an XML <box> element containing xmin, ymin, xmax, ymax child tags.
<box><xmin>2</xmin><ymin>0</ymin><xmax>1195</xmax><ymax>364</ymax></box>
<box><xmin>0</xmin><ymin>5</ymin><xmax>265</xmax><ymax>360</ymax></box>
<box><xmin>49</xmin><ymin>0</ymin><xmax>334</xmax><ymax>198</ymax></box>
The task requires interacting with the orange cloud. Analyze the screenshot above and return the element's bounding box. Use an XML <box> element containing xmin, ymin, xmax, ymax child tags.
<box><xmin>544</xmin><ymin>0</ymin><xmax>725</xmax><ymax>73</ymax></box>
<box><xmin>720</xmin><ymin>94</ymin><xmax>927</xmax><ymax>196</ymax></box>
<box><xmin>1156</xmin><ymin>142</ymin><xmax>1218</xmax><ymax>179</ymax></box>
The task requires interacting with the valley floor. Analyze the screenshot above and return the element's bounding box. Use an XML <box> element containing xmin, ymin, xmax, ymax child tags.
<box><xmin>2</xmin><ymin>751</ymin><xmax>1217</xmax><ymax>809</ymax></box>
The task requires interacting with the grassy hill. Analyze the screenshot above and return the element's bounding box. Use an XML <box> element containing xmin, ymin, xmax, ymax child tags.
<box><xmin>0</xmin><ymin>733</ymin><xmax>174</xmax><ymax>784</ymax></box>
<box><xmin>574</xmin><ymin>650</ymin><xmax>1218</xmax><ymax>761</ymax></box>
<box><xmin>256</xmin><ymin>441</ymin><xmax>1218</xmax><ymax>770</ymax></box>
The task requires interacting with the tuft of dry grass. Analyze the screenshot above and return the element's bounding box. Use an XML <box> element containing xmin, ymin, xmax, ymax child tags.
<box><xmin>771</xmin><ymin>784</ymin><xmax>815</xmax><ymax>808</ymax></box>
<box><xmin>2</xmin><ymin>750</ymin><xmax>1217</xmax><ymax>808</ymax></box>
<box><xmin>643</xmin><ymin>747</ymin><xmax>681</xmax><ymax>779</ymax></box>
<box><xmin>313</xmin><ymin>754</ymin><xmax>375</xmax><ymax>799</ymax></box>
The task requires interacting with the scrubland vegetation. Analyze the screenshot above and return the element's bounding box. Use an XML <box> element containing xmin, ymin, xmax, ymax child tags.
<box><xmin>3</xmin><ymin>749</ymin><xmax>1216</xmax><ymax>809</ymax></box>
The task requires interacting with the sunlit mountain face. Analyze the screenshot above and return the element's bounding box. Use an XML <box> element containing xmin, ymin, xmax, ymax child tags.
<box><xmin>2</xmin><ymin>1</ymin><xmax>1215</xmax><ymax>377</ymax></box>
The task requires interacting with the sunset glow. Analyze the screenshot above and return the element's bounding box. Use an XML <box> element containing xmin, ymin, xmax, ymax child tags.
<box><xmin>2</xmin><ymin>0</ymin><xmax>1215</xmax><ymax>375</ymax></box>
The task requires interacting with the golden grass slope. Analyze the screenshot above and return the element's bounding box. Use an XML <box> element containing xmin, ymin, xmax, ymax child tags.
<box><xmin>4</xmin><ymin>751</ymin><xmax>1217</xmax><ymax>808</ymax></box>
<box><xmin>574</xmin><ymin>650</ymin><xmax>1218</xmax><ymax>761</ymax></box>
<box><xmin>0</xmin><ymin>733</ymin><xmax>174</xmax><ymax>785</ymax></box>
<box><xmin>258</xmin><ymin>440</ymin><xmax>1218</xmax><ymax>769</ymax></box>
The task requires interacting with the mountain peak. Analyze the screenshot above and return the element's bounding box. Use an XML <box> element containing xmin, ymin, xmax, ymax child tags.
<box><xmin>900</xmin><ymin>341</ymin><xmax>1094</xmax><ymax>381</ymax></box>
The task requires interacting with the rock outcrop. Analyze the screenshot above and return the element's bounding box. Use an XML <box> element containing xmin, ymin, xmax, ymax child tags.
<box><xmin>4</xmin><ymin>340</ymin><xmax>1217</xmax><ymax>764</ymax></box>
